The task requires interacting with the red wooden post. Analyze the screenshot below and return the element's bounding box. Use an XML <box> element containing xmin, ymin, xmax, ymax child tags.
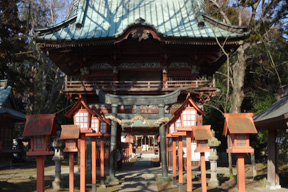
<box><xmin>100</xmin><ymin>135</ymin><xmax>105</xmax><ymax>186</ymax></box>
<box><xmin>69</xmin><ymin>153</ymin><xmax>74</xmax><ymax>192</ymax></box>
<box><xmin>92</xmin><ymin>136</ymin><xmax>97</xmax><ymax>192</ymax></box>
<box><xmin>200</xmin><ymin>152</ymin><xmax>207</xmax><ymax>192</ymax></box>
<box><xmin>80</xmin><ymin>133</ymin><xmax>86</xmax><ymax>192</ymax></box>
<box><xmin>37</xmin><ymin>156</ymin><xmax>44</xmax><ymax>192</ymax></box>
<box><xmin>179</xmin><ymin>136</ymin><xmax>183</xmax><ymax>192</ymax></box>
<box><xmin>186</xmin><ymin>131</ymin><xmax>192</xmax><ymax>192</ymax></box>
<box><xmin>172</xmin><ymin>137</ymin><xmax>177</xmax><ymax>185</ymax></box>
<box><xmin>237</xmin><ymin>153</ymin><xmax>245</xmax><ymax>192</ymax></box>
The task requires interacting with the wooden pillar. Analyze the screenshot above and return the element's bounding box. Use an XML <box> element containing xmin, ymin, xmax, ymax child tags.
<box><xmin>186</xmin><ymin>131</ymin><xmax>192</xmax><ymax>192</ymax></box>
<box><xmin>200</xmin><ymin>153</ymin><xmax>207</xmax><ymax>192</ymax></box>
<box><xmin>237</xmin><ymin>153</ymin><xmax>245</xmax><ymax>192</ymax></box>
<box><xmin>69</xmin><ymin>153</ymin><xmax>74</xmax><ymax>192</ymax></box>
<box><xmin>109</xmin><ymin>104</ymin><xmax>118</xmax><ymax>181</ymax></box>
<box><xmin>159</xmin><ymin>104</ymin><xmax>168</xmax><ymax>178</ymax></box>
<box><xmin>267</xmin><ymin>129</ymin><xmax>280</xmax><ymax>189</ymax></box>
<box><xmin>80</xmin><ymin>134</ymin><xmax>86</xmax><ymax>192</ymax></box>
<box><xmin>172</xmin><ymin>137</ymin><xmax>177</xmax><ymax>185</ymax></box>
<box><xmin>179</xmin><ymin>137</ymin><xmax>183</xmax><ymax>192</ymax></box>
<box><xmin>92</xmin><ymin>137</ymin><xmax>97</xmax><ymax>192</ymax></box>
<box><xmin>100</xmin><ymin>136</ymin><xmax>105</xmax><ymax>186</ymax></box>
<box><xmin>36</xmin><ymin>156</ymin><xmax>44</xmax><ymax>192</ymax></box>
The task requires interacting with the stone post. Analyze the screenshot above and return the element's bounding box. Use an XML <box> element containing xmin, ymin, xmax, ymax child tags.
<box><xmin>208</xmin><ymin>130</ymin><xmax>221</xmax><ymax>188</ymax></box>
<box><xmin>159</xmin><ymin>104</ymin><xmax>168</xmax><ymax>178</ymax></box>
<box><xmin>108</xmin><ymin>104</ymin><xmax>119</xmax><ymax>184</ymax></box>
<box><xmin>52</xmin><ymin>138</ymin><xmax>64</xmax><ymax>190</ymax></box>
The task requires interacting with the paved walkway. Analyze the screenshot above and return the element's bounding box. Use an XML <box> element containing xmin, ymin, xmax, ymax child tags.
<box><xmin>117</xmin><ymin>154</ymin><xmax>160</xmax><ymax>192</ymax></box>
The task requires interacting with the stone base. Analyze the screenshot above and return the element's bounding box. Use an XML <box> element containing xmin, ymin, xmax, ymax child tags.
<box><xmin>107</xmin><ymin>177</ymin><xmax>119</xmax><ymax>185</ymax></box>
<box><xmin>99</xmin><ymin>184</ymin><xmax>106</xmax><ymax>188</ymax></box>
<box><xmin>208</xmin><ymin>179</ymin><xmax>219</xmax><ymax>188</ymax></box>
<box><xmin>179</xmin><ymin>183</ymin><xmax>183</xmax><ymax>192</ymax></box>
<box><xmin>52</xmin><ymin>180</ymin><xmax>61</xmax><ymax>190</ymax></box>
<box><xmin>92</xmin><ymin>183</ymin><xmax>97</xmax><ymax>192</ymax></box>
<box><xmin>173</xmin><ymin>177</ymin><xmax>177</xmax><ymax>185</ymax></box>
<box><xmin>266</xmin><ymin>184</ymin><xmax>281</xmax><ymax>190</ymax></box>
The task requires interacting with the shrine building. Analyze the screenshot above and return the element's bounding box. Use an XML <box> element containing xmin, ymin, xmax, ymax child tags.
<box><xmin>34</xmin><ymin>0</ymin><xmax>248</xmax><ymax>178</ymax></box>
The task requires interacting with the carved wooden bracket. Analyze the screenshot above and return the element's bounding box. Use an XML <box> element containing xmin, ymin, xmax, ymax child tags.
<box><xmin>131</xmin><ymin>29</ymin><xmax>150</xmax><ymax>41</ymax></box>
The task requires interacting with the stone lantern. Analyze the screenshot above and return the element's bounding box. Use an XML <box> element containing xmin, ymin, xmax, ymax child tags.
<box><xmin>223</xmin><ymin>113</ymin><xmax>257</xmax><ymax>192</ymax></box>
<box><xmin>208</xmin><ymin>130</ymin><xmax>221</xmax><ymax>188</ymax></box>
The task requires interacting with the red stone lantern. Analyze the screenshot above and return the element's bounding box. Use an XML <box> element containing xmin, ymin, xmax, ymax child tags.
<box><xmin>60</xmin><ymin>125</ymin><xmax>80</xmax><ymax>153</ymax></box>
<box><xmin>223</xmin><ymin>113</ymin><xmax>257</xmax><ymax>153</ymax></box>
<box><xmin>193</xmin><ymin>125</ymin><xmax>212</xmax><ymax>153</ymax></box>
<box><xmin>23</xmin><ymin>114</ymin><xmax>56</xmax><ymax>156</ymax></box>
<box><xmin>86</xmin><ymin>107</ymin><xmax>110</xmax><ymax>190</ymax></box>
<box><xmin>193</xmin><ymin>125</ymin><xmax>212</xmax><ymax>192</ymax></box>
<box><xmin>223</xmin><ymin>113</ymin><xmax>257</xmax><ymax>192</ymax></box>
<box><xmin>167</xmin><ymin>93</ymin><xmax>205</xmax><ymax>192</ymax></box>
<box><xmin>22</xmin><ymin>114</ymin><xmax>56</xmax><ymax>192</ymax></box>
<box><xmin>64</xmin><ymin>98</ymin><xmax>94</xmax><ymax>133</ymax></box>
<box><xmin>60</xmin><ymin>125</ymin><xmax>80</xmax><ymax>192</ymax></box>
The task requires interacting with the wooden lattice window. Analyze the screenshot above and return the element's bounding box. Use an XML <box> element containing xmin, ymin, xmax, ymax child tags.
<box><xmin>169</xmin><ymin>123</ymin><xmax>175</xmax><ymax>134</ymax></box>
<box><xmin>66</xmin><ymin>139</ymin><xmax>75</xmax><ymax>148</ymax></box>
<box><xmin>33</xmin><ymin>136</ymin><xmax>44</xmax><ymax>149</ymax></box>
<box><xmin>236</xmin><ymin>134</ymin><xmax>248</xmax><ymax>147</ymax></box>
<box><xmin>175</xmin><ymin>119</ymin><xmax>181</xmax><ymax>130</ymax></box>
<box><xmin>182</xmin><ymin>109</ymin><xmax>196</xmax><ymax>126</ymax></box>
<box><xmin>199</xmin><ymin>140</ymin><xmax>207</xmax><ymax>148</ymax></box>
<box><xmin>100</xmin><ymin>122</ymin><xmax>107</xmax><ymax>133</ymax></box>
<box><xmin>91</xmin><ymin>118</ymin><xmax>99</xmax><ymax>132</ymax></box>
<box><xmin>75</xmin><ymin>110</ymin><xmax>89</xmax><ymax>129</ymax></box>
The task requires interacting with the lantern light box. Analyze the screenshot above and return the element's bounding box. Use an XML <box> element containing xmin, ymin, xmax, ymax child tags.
<box><xmin>223</xmin><ymin>113</ymin><xmax>257</xmax><ymax>153</ymax></box>
<box><xmin>60</xmin><ymin>125</ymin><xmax>80</xmax><ymax>153</ymax></box>
<box><xmin>64</xmin><ymin>98</ymin><xmax>96</xmax><ymax>133</ymax></box>
<box><xmin>168</xmin><ymin>93</ymin><xmax>205</xmax><ymax>133</ymax></box>
<box><xmin>22</xmin><ymin>114</ymin><xmax>56</xmax><ymax>156</ymax></box>
<box><xmin>193</xmin><ymin>125</ymin><xmax>213</xmax><ymax>153</ymax></box>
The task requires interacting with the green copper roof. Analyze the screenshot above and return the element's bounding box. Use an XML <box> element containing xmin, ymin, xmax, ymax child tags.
<box><xmin>35</xmin><ymin>0</ymin><xmax>248</xmax><ymax>42</ymax></box>
<box><xmin>0</xmin><ymin>86</ymin><xmax>25</xmax><ymax>120</ymax></box>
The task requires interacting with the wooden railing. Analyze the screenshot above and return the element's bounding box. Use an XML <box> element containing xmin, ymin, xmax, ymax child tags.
<box><xmin>64</xmin><ymin>80</ymin><xmax>215</xmax><ymax>92</ymax></box>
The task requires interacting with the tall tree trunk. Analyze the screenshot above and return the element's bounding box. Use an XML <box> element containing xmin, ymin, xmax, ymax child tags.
<box><xmin>230</xmin><ymin>44</ymin><xmax>246</xmax><ymax>113</ymax></box>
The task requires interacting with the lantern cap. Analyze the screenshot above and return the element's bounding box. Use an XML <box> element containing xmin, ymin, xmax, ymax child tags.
<box><xmin>22</xmin><ymin>114</ymin><xmax>56</xmax><ymax>137</ymax></box>
<box><xmin>91</xmin><ymin>106</ymin><xmax>111</xmax><ymax>125</ymax></box>
<box><xmin>166</xmin><ymin>93</ymin><xmax>205</xmax><ymax>125</ymax></box>
<box><xmin>64</xmin><ymin>97</ymin><xmax>95</xmax><ymax>118</ymax></box>
<box><xmin>223</xmin><ymin>113</ymin><xmax>257</xmax><ymax>136</ymax></box>
<box><xmin>60</xmin><ymin>125</ymin><xmax>80</xmax><ymax>139</ymax></box>
<box><xmin>193</xmin><ymin>125</ymin><xmax>212</xmax><ymax>140</ymax></box>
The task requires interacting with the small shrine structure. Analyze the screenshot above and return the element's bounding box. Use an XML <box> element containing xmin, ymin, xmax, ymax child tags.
<box><xmin>254</xmin><ymin>85</ymin><xmax>288</xmax><ymax>189</ymax></box>
<box><xmin>34</xmin><ymin>0</ymin><xmax>248</xmax><ymax>181</ymax></box>
<box><xmin>0</xmin><ymin>80</ymin><xmax>25</xmax><ymax>162</ymax></box>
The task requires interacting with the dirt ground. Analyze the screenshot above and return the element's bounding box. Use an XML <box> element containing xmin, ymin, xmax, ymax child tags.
<box><xmin>0</xmin><ymin>159</ymin><xmax>288</xmax><ymax>192</ymax></box>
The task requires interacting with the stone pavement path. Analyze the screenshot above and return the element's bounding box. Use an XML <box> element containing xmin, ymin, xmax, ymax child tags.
<box><xmin>117</xmin><ymin>156</ymin><xmax>160</xmax><ymax>192</ymax></box>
